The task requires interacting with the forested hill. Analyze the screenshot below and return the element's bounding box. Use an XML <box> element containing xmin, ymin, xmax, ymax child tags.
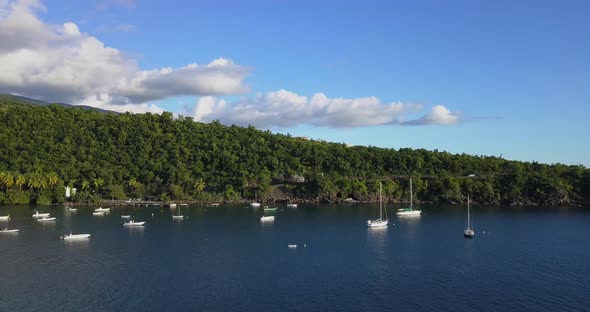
<box><xmin>0</xmin><ymin>98</ymin><xmax>588</xmax><ymax>206</ymax></box>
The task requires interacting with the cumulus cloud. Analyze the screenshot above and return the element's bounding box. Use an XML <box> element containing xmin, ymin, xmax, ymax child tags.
<box><xmin>0</xmin><ymin>0</ymin><xmax>249</xmax><ymax>113</ymax></box>
<box><xmin>402</xmin><ymin>105</ymin><xmax>461</xmax><ymax>126</ymax></box>
<box><xmin>190</xmin><ymin>90</ymin><xmax>459</xmax><ymax>128</ymax></box>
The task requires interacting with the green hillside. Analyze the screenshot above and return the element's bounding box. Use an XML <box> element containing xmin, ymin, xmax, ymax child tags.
<box><xmin>0</xmin><ymin>97</ymin><xmax>588</xmax><ymax>206</ymax></box>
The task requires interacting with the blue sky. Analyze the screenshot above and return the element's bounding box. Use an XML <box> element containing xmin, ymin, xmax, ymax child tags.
<box><xmin>2</xmin><ymin>0</ymin><xmax>589</xmax><ymax>166</ymax></box>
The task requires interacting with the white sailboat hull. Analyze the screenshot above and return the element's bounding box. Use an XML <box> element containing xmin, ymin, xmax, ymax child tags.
<box><xmin>286</xmin><ymin>204</ymin><xmax>298</xmax><ymax>208</ymax></box>
<box><xmin>250</xmin><ymin>203</ymin><xmax>261</xmax><ymax>208</ymax></box>
<box><xmin>32</xmin><ymin>213</ymin><xmax>50</xmax><ymax>218</ymax></box>
<box><xmin>367</xmin><ymin>219</ymin><xmax>388</xmax><ymax>227</ymax></box>
<box><xmin>124</xmin><ymin>221</ymin><xmax>145</xmax><ymax>226</ymax></box>
<box><xmin>396</xmin><ymin>210</ymin><xmax>421</xmax><ymax>216</ymax></box>
<box><xmin>37</xmin><ymin>217</ymin><xmax>56</xmax><ymax>222</ymax></box>
<box><xmin>93</xmin><ymin>211</ymin><xmax>106</xmax><ymax>216</ymax></box>
<box><xmin>0</xmin><ymin>229</ymin><xmax>19</xmax><ymax>233</ymax></box>
<box><xmin>94</xmin><ymin>208</ymin><xmax>110</xmax><ymax>213</ymax></box>
<box><xmin>0</xmin><ymin>215</ymin><xmax>9</xmax><ymax>221</ymax></box>
<box><xmin>260</xmin><ymin>216</ymin><xmax>274</xmax><ymax>222</ymax></box>
<box><xmin>172</xmin><ymin>215</ymin><xmax>184</xmax><ymax>220</ymax></box>
<box><xmin>63</xmin><ymin>234</ymin><xmax>91</xmax><ymax>240</ymax></box>
<box><xmin>464</xmin><ymin>229</ymin><xmax>475</xmax><ymax>238</ymax></box>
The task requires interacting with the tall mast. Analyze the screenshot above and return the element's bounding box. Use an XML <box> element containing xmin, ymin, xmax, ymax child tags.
<box><xmin>467</xmin><ymin>194</ymin><xmax>471</xmax><ymax>229</ymax></box>
<box><xmin>379</xmin><ymin>181</ymin><xmax>383</xmax><ymax>220</ymax></box>
<box><xmin>410</xmin><ymin>178</ymin><xmax>413</xmax><ymax>209</ymax></box>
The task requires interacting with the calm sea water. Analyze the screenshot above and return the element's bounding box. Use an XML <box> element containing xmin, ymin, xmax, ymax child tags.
<box><xmin>0</xmin><ymin>204</ymin><xmax>588</xmax><ymax>311</ymax></box>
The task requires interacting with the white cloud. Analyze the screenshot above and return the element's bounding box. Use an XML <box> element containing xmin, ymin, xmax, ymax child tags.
<box><xmin>190</xmin><ymin>90</ymin><xmax>459</xmax><ymax>128</ymax></box>
<box><xmin>402</xmin><ymin>105</ymin><xmax>461</xmax><ymax>126</ymax></box>
<box><xmin>0</xmin><ymin>0</ymin><xmax>249</xmax><ymax>113</ymax></box>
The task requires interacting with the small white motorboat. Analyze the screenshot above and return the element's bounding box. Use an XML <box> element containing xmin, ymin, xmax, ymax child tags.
<box><xmin>286</xmin><ymin>203</ymin><xmax>298</xmax><ymax>208</ymax></box>
<box><xmin>210</xmin><ymin>203</ymin><xmax>220</xmax><ymax>207</ymax></box>
<box><xmin>260</xmin><ymin>215</ymin><xmax>275</xmax><ymax>222</ymax></box>
<box><xmin>123</xmin><ymin>220</ymin><xmax>145</xmax><ymax>226</ymax></box>
<box><xmin>94</xmin><ymin>207</ymin><xmax>110</xmax><ymax>213</ymax></box>
<box><xmin>63</xmin><ymin>233</ymin><xmax>91</xmax><ymax>240</ymax></box>
<box><xmin>37</xmin><ymin>217</ymin><xmax>56</xmax><ymax>222</ymax></box>
<box><xmin>169</xmin><ymin>203</ymin><xmax>177</xmax><ymax>208</ymax></box>
<box><xmin>288</xmin><ymin>244</ymin><xmax>297</xmax><ymax>248</ymax></box>
<box><xmin>250</xmin><ymin>202</ymin><xmax>261</xmax><ymax>208</ymax></box>
<box><xmin>32</xmin><ymin>211</ymin><xmax>51</xmax><ymax>218</ymax></box>
<box><xmin>93</xmin><ymin>211</ymin><xmax>106</xmax><ymax>216</ymax></box>
<box><xmin>0</xmin><ymin>228</ymin><xmax>19</xmax><ymax>233</ymax></box>
<box><xmin>66</xmin><ymin>207</ymin><xmax>77</xmax><ymax>213</ymax></box>
<box><xmin>0</xmin><ymin>214</ymin><xmax>10</xmax><ymax>221</ymax></box>
<box><xmin>121</xmin><ymin>215</ymin><xmax>131</xmax><ymax>219</ymax></box>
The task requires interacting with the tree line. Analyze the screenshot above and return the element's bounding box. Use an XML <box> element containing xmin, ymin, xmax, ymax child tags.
<box><xmin>0</xmin><ymin>99</ymin><xmax>588</xmax><ymax>206</ymax></box>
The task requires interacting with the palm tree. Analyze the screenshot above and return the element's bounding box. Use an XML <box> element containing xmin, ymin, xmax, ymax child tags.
<box><xmin>93</xmin><ymin>178</ymin><xmax>105</xmax><ymax>194</ymax></box>
<box><xmin>15</xmin><ymin>174</ymin><xmax>26</xmax><ymax>190</ymax></box>
<box><xmin>27</xmin><ymin>172</ymin><xmax>47</xmax><ymax>190</ymax></box>
<box><xmin>0</xmin><ymin>172</ymin><xmax>14</xmax><ymax>190</ymax></box>
<box><xmin>46</xmin><ymin>172</ymin><xmax>59</xmax><ymax>188</ymax></box>
<box><xmin>194</xmin><ymin>179</ymin><xmax>206</xmax><ymax>194</ymax></box>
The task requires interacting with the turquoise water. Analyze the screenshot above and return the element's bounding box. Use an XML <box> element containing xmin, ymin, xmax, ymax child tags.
<box><xmin>0</xmin><ymin>204</ymin><xmax>588</xmax><ymax>311</ymax></box>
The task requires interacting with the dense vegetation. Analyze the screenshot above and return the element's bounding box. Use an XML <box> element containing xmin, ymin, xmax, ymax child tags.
<box><xmin>0</xmin><ymin>98</ymin><xmax>588</xmax><ymax>206</ymax></box>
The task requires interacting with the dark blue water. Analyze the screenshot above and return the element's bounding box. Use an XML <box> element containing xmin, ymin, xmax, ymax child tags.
<box><xmin>1</xmin><ymin>204</ymin><xmax>588</xmax><ymax>311</ymax></box>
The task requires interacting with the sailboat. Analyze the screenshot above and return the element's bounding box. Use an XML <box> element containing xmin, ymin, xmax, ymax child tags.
<box><xmin>464</xmin><ymin>194</ymin><xmax>475</xmax><ymax>239</ymax></box>
<box><xmin>172</xmin><ymin>205</ymin><xmax>184</xmax><ymax>220</ymax></box>
<box><xmin>367</xmin><ymin>182</ymin><xmax>388</xmax><ymax>227</ymax></box>
<box><xmin>250</xmin><ymin>190</ymin><xmax>261</xmax><ymax>208</ymax></box>
<box><xmin>0</xmin><ymin>214</ymin><xmax>10</xmax><ymax>221</ymax></box>
<box><xmin>396</xmin><ymin>178</ymin><xmax>421</xmax><ymax>216</ymax></box>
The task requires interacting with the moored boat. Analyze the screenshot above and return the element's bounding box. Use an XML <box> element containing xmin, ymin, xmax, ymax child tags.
<box><xmin>0</xmin><ymin>228</ymin><xmax>19</xmax><ymax>233</ymax></box>
<box><xmin>396</xmin><ymin>178</ymin><xmax>421</xmax><ymax>216</ymax></box>
<box><xmin>260</xmin><ymin>215</ymin><xmax>274</xmax><ymax>222</ymax></box>
<box><xmin>123</xmin><ymin>220</ymin><xmax>145</xmax><ymax>226</ymax></box>
<box><xmin>368</xmin><ymin>182</ymin><xmax>389</xmax><ymax>228</ymax></box>
<box><xmin>32</xmin><ymin>211</ymin><xmax>51</xmax><ymax>218</ymax></box>
<box><xmin>37</xmin><ymin>217</ymin><xmax>56</xmax><ymax>222</ymax></box>
<box><xmin>63</xmin><ymin>233</ymin><xmax>91</xmax><ymax>240</ymax></box>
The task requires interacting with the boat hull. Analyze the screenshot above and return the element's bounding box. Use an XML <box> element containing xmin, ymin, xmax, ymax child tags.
<box><xmin>250</xmin><ymin>203</ymin><xmax>261</xmax><ymax>208</ymax></box>
<box><xmin>0</xmin><ymin>229</ymin><xmax>19</xmax><ymax>233</ymax></box>
<box><xmin>367</xmin><ymin>219</ymin><xmax>388</xmax><ymax>227</ymax></box>
<box><xmin>286</xmin><ymin>204</ymin><xmax>298</xmax><ymax>208</ymax></box>
<box><xmin>464</xmin><ymin>229</ymin><xmax>475</xmax><ymax>239</ymax></box>
<box><xmin>0</xmin><ymin>216</ymin><xmax>9</xmax><ymax>221</ymax></box>
<box><xmin>64</xmin><ymin>234</ymin><xmax>91</xmax><ymax>240</ymax></box>
<box><xmin>396</xmin><ymin>210</ymin><xmax>421</xmax><ymax>216</ymax></box>
<box><xmin>37</xmin><ymin>217</ymin><xmax>56</xmax><ymax>222</ymax></box>
<box><xmin>260</xmin><ymin>216</ymin><xmax>274</xmax><ymax>222</ymax></box>
<box><xmin>32</xmin><ymin>213</ymin><xmax>51</xmax><ymax>218</ymax></box>
<box><xmin>124</xmin><ymin>222</ymin><xmax>145</xmax><ymax>226</ymax></box>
